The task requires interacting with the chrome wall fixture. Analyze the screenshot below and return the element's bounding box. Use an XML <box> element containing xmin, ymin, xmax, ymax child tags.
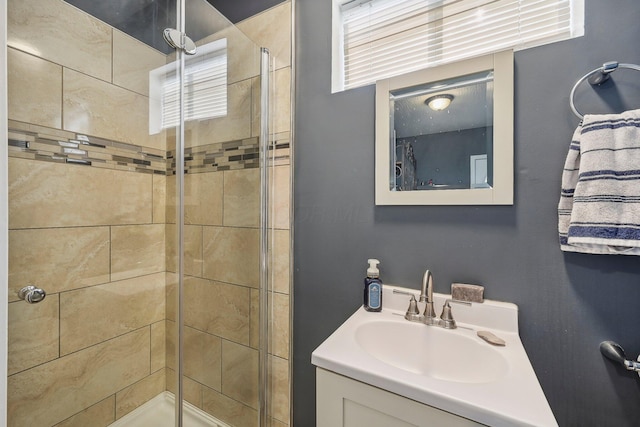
<box><xmin>163</xmin><ymin>28</ymin><xmax>197</xmax><ymax>55</ymax></box>
<box><xmin>569</xmin><ymin>61</ymin><xmax>640</xmax><ymax>120</ymax></box>
<box><xmin>17</xmin><ymin>285</ymin><xmax>46</xmax><ymax>304</ymax></box>
<box><xmin>600</xmin><ymin>341</ymin><xmax>640</xmax><ymax>377</ymax></box>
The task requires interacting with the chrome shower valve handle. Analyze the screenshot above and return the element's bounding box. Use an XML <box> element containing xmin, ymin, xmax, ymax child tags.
<box><xmin>17</xmin><ymin>285</ymin><xmax>46</xmax><ymax>304</ymax></box>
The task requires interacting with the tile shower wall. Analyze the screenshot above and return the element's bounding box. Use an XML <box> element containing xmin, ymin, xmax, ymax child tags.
<box><xmin>6</xmin><ymin>0</ymin><xmax>292</xmax><ymax>426</ymax></box>
<box><xmin>7</xmin><ymin>0</ymin><xmax>168</xmax><ymax>426</ymax></box>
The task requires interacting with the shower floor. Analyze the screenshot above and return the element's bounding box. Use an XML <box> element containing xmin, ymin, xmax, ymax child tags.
<box><xmin>108</xmin><ymin>392</ymin><xmax>230</xmax><ymax>427</ymax></box>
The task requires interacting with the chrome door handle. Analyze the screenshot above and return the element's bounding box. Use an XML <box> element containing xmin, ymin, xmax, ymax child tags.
<box><xmin>17</xmin><ymin>286</ymin><xmax>47</xmax><ymax>304</ymax></box>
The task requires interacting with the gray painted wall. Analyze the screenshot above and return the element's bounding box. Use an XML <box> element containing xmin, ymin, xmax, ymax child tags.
<box><xmin>294</xmin><ymin>1</ymin><xmax>640</xmax><ymax>426</ymax></box>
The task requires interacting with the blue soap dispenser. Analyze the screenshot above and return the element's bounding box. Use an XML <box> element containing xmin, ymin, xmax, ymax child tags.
<box><xmin>364</xmin><ymin>259</ymin><xmax>383</xmax><ymax>312</ymax></box>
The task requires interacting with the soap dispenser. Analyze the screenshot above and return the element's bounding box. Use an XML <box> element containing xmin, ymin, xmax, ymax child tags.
<box><xmin>364</xmin><ymin>259</ymin><xmax>383</xmax><ymax>312</ymax></box>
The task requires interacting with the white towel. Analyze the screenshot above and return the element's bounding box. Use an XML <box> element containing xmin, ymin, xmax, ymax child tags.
<box><xmin>558</xmin><ymin>109</ymin><xmax>640</xmax><ymax>255</ymax></box>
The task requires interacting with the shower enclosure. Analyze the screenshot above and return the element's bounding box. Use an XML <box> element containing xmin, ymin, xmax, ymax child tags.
<box><xmin>3</xmin><ymin>0</ymin><xmax>287</xmax><ymax>425</ymax></box>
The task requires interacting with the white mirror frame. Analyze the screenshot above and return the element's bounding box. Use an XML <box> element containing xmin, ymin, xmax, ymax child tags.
<box><xmin>375</xmin><ymin>50</ymin><xmax>514</xmax><ymax>205</ymax></box>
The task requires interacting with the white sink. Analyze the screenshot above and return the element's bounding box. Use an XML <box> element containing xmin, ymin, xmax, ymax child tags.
<box><xmin>355</xmin><ymin>320</ymin><xmax>508</xmax><ymax>384</ymax></box>
<box><xmin>312</xmin><ymin>285</ymin><xmax>558</xmax><ymax>427</ymax></box>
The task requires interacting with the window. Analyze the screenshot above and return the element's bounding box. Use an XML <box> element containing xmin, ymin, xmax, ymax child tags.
<box><xmin>332</xmin><ymin>0</ymin><xmax>584</xmax><ymax>92</ymax></box>
<box><xmin>149</xmin><ymin>38</ymin><xmax>227</xmax><ymax>134</ymax></box>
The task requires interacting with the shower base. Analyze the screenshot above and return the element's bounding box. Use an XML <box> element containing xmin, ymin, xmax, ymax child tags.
<box><xmin>109</xmin><ymin>392</ymin><xmax>230</xmax><ymax>427</ymax></box>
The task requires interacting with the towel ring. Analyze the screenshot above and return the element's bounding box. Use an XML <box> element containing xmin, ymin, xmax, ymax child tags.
<box><xmin>569</xmin><ymin>61</ymin><xmax>640</xmax><ymax>120</ymax></box>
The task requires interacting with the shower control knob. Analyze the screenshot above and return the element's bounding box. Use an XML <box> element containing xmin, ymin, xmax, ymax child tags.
<box><xmin>17</xmin><ymin>285</ymin><xmax>46</xmax><ymax>304</ymax></box>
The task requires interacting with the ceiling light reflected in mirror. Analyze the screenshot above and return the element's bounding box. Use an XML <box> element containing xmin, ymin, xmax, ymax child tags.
<box><xmin>425</xmin><ymin>94</ymin><xmax>454</xmax><ymax>111</ymax></box>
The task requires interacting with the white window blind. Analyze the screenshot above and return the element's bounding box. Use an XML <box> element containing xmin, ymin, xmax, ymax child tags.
<box><xmin>149</xmin><ymin>38</ymin><xmax>227</xmax><ymax>134</ymax></box>
<box><xmin>334</xmin><ymin>0</ymin><xmax>584</xmax><ymax>91</ymax></box>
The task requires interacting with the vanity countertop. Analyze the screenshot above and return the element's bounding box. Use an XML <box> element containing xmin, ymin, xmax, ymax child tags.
<box><xmin>311</xmin><ymin>285</ymin><xmax>558</xmax><ymax>427</ymax></box>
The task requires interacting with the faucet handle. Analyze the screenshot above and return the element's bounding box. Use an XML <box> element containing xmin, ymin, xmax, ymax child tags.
<box><xmin>404</xmin><ymin>295</ymin><xmax>424</xmax><ymax>322</ymax></box>
<box><xmin>439</xmin><ymin>301</ymin><xmax>456</xmax><ymax>329</ymax></box>
<box><xmin>439</xmin><ymin>299</ymin><xmax>471</xmax><ymax>329</ymax></box>
<box><xmin>392</xmin><ymin>290</ymin><xmax>423</xmax><ymax>322</ymax></box>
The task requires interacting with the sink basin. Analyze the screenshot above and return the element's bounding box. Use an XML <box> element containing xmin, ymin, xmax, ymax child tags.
<box><xmin>355</xmin><ymin>320</ymin><xmax>508</xmax><ymax>383</ymax></box>
<box><xmin>311</xmin><ymin>285</ymin><xmax>558</xmax><ymax>427</ymax></box>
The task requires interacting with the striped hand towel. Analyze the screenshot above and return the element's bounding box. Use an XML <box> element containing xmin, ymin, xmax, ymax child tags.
<box><xmin>559</xmin><ymin>109</ymin><xmax>640</xmax><ymax>255</ymax></box>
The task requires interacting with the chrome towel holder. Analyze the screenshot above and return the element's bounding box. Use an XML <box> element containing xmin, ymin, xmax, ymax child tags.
<box><xmin>569</xmin><ymin>61</ymin><xmax>640</xmax><ymax>120</ymax></box>
<box><xmin>600</xmin><ymin>341</ymin><xmax>640</xmax><ymax>378</ymax></box>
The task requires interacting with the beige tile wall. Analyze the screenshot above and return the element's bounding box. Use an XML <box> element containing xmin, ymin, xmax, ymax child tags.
<box><xmin>7</xmin><ymin>48</ymin><xmax>62</xmax><ymax>129</ymax></box>
<box><xmin>8</xmin><ymin>329</ymin><xmax>151</xmax><ymax>427</ymax></box>
<box><xmin>59</xmin><ymin>273</ymin><xmax>166</xmax><ymax>355</ymax></box>
<box><xmin>6</xmin><ymin>0</ymin><xmax>169</xmax><ymax>425</ymax></box>
<box><xmin>63</xmin><ymin>68</ymin><xmax>166</xmax><ymax>149</ymax></box>
<box><xmin>6</xmin><ymin>1</ymin><xmax>292</xmax><ymax>427</ymax></box>
<box><xmin>8</xmin><ymin>0</ymin><xmax>113</xmax><ymax>82</ymax></box>
<box><xmin>53</xmin><ymin>397</ymin><xmax>116</xmax><ymax>427</ymax></box>
<box><xmin>7</xmin><ymin>154</ymin><xmax>166</xmax><ymax>427</ymax></box>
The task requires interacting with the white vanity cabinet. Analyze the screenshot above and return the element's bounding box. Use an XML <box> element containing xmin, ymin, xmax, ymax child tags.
<box><xmin>317</xmin><ymin>368</ymin><xmax>485</xmax><ymax>427</ymax></box>
<box><xmin>312</xmin><ymin>286</ymin><xmax>558</xmax><ymax>426</ymax></box>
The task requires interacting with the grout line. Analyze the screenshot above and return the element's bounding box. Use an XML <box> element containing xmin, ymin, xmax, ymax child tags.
<box><xmin>58</xmin><ymin>293</ymin><xmax>61</xmax><ymax>361</ymax></box>
<box><xmin>151</xmin><ymin>174</ymin><xmax>155</xmax><ymax>224</ymax></box>
<box><xmin>149</xmin><ymin>324</ymin><xmax>153</xmax><ymax>376</ymax></box>
<box><xmin>113</xmin><ymin>390</ymin><xmax>117</xmax><ymax>423</ymax></box>
<box><xmin>60</xmin><ymin>65</ymin><xmax>65</xmax><ymax>130</ymax></box>
<box><xmin>109</xmin><ymin>226</ymin><xmax>112</xmax><ymax>281</ymax></box>
<box><xmin>111</xmin><ymin>28</ymin><xmax>114</xmax><ymax>84</ymax></box>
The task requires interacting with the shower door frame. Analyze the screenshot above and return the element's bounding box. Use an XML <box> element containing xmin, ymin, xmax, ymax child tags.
<box><xmin>1</xmin><ymin>1</ymin><xmax>9</xmax><ymax>423</ymax></box>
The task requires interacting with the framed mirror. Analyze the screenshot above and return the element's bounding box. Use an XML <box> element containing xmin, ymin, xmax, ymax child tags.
<box><xmin>375</xmin><ymin>50</ymin><xmax>513</xmax><ymax>205</ymax></box>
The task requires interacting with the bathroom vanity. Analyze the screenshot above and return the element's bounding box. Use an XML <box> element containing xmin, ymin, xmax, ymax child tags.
<box><xmin>317</xmin><ymin>368</ymin><xmax>483</xmax><ymax>426</ymax></box>
<box><xmin>312</xmin><ymin>285</ymin><xmax>558</xmax><ymax>427</ymax></box>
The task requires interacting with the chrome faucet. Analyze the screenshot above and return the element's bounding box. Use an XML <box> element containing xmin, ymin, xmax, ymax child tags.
<box><xmin>420</xmin><ymin>270</ymin><xmax>437</xmax><ymax>325</ymax></box>
<box><xmin>394</xmin><ymin>270</ymin><xmax>472</xmax><ymax>329</ymax></box>
<box><xmin>420</xmin><ymin>271</ymin><xmax>472</xmax><ymax>328</ymax></box>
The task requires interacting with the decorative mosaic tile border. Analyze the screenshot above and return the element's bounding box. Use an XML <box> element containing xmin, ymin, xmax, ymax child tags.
<box><xmin>8</xmin><ymin>121</ymin><xmax>168</xmax><ymax>174</ymax></box>
<box><xmin>168</xmin><ymin>138</ymin><xmax>260</xmax><ymax>174</ymax></box>
<box><xmin>7</xmin><ymin>121</ymin><xmax>290</xmax><ymax>175</ymax></box>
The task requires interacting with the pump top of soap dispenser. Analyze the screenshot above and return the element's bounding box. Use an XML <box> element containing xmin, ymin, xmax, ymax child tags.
<box><xmin>367</xmin><ymin>259</ymin><xmax>380</xmax><ymax>278</ymax></box>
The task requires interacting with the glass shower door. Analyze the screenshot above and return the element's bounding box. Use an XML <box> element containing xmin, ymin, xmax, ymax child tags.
<box><xmin>167</xmin><ymin>0</ymin><xmax>275</xmax><ymax>426</ymax></box>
